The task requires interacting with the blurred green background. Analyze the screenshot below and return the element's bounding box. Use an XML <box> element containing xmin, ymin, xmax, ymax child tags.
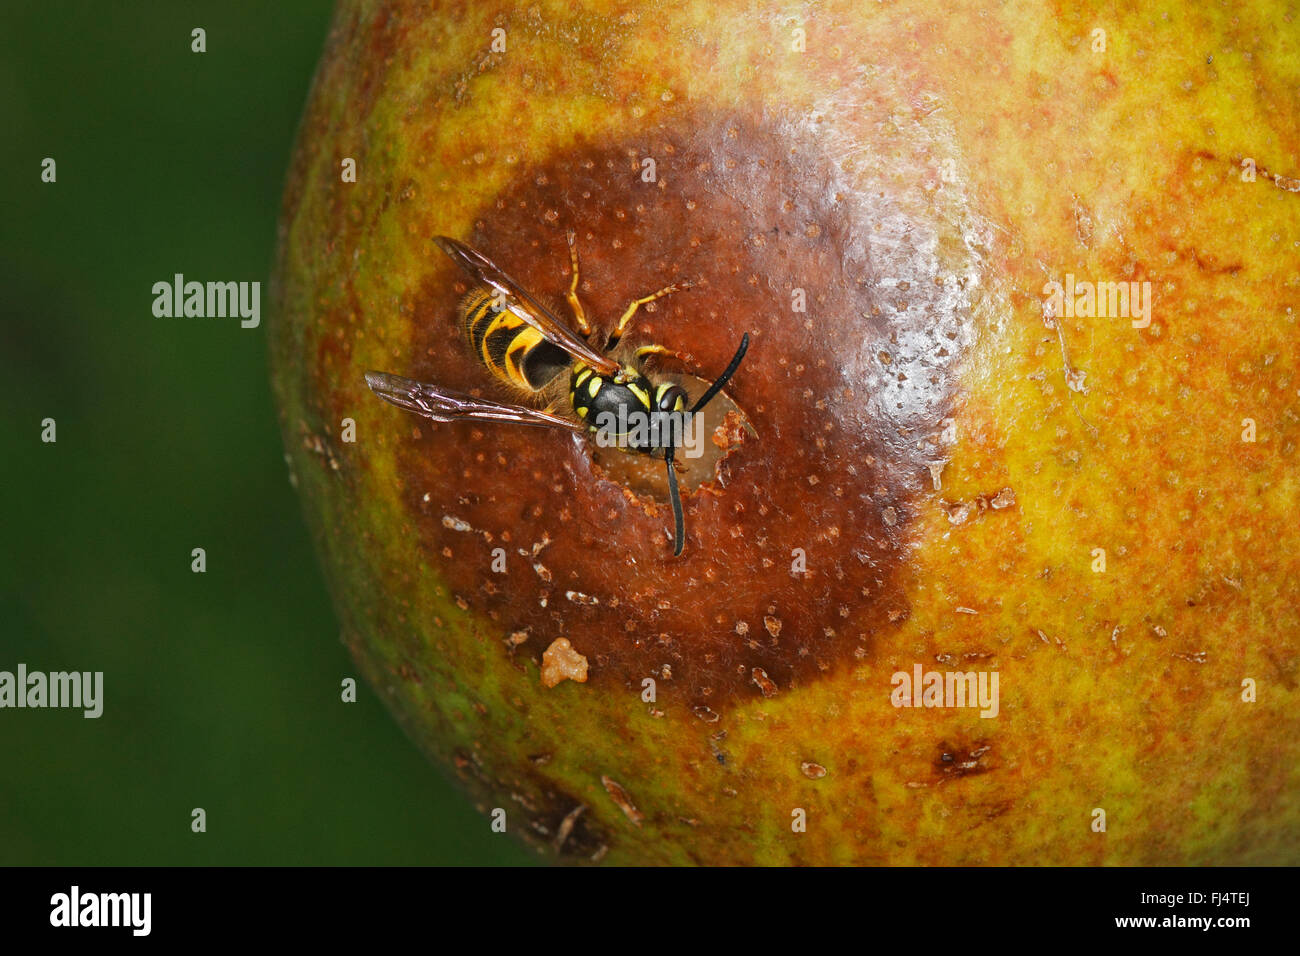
<box><xmin>1</xmin><ymin>1</ymin><xmax>532</xmax><ymax>865</ymax></box>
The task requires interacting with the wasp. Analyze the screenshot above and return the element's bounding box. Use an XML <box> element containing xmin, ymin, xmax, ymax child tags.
<box><xmin>364</xmin><ymin>233</ymin><xmax>750</xmax><ymax>556</ymax></box>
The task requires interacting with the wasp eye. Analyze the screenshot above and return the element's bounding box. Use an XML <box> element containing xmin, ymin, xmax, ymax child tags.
<box><xmin>658</xmin><ymin>385</ymin><xmax>688</xmax><ymax>413</ymax></box>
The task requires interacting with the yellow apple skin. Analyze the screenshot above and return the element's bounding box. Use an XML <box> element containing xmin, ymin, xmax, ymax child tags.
<box><xmin>270</xmin><ymin>0</ymin><xmax>1300</xmax><ymax>864</ymax></box>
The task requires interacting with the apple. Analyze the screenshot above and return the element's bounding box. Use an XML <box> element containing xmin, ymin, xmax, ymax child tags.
<box><xmin>270</xmin><ymin>0</ymin><xmax>1300</xmax><ymax>864</ymax></box>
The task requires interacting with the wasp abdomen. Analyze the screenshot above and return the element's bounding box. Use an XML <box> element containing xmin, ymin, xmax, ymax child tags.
<box><xmin>462</xmin><ymin>288</ymin><xmax>569</xmax><ymax>391</ymax></box>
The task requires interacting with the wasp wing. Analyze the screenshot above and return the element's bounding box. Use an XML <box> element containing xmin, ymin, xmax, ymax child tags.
<box><xmin>365</xmin><ymin>371</ymin><xmax>585</xmax><ymax>433</ymax></box>
<box><xmin>433</xmin><ymin>235</ymin><xmax>622</xmax><ymax>378</ymax></box>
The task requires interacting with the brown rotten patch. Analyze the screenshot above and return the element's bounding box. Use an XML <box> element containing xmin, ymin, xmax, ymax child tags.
<box><xmin>386</xmin><ymin>109</ymin><xmax>979</xmax><ymax>711</ymax></box>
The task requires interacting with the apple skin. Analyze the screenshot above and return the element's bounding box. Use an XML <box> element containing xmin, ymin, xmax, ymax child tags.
<box><xmin>270</xmin><ymin>0</ymin><xmax>1300</xmax><ymax>864</ymax></box>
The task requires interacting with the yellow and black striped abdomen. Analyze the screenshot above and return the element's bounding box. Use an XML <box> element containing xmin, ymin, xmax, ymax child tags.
<box><xmin>461</xmin><ymin>288</ymin><xmax>569</xmax><ymax>392</ymax></box>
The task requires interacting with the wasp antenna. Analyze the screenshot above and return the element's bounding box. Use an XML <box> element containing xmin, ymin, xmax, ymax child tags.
<box><xmin>665</xmin><ymin>447</ymin><xmax>685</xmax><ymax>556</ymax></box>
<box><xmin>690</xmin><ymin>332</ymin><xmax>751</xmax><ymax>414</ymax></box>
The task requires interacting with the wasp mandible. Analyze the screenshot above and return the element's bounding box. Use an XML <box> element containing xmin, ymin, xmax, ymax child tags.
<box><xmin>364</xmin><ymin>233</ymin><xmax>751</xmax><ymax>556</ymax></box>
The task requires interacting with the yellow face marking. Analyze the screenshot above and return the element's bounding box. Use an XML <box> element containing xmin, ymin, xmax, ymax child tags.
<box><xmin>577</xmin><ymin>406</ymin><xmax>588</xmax><ymax>418</ymax></box>
<box><xmin>627</xmin><ymin>383</ymin><xmax>651</xmax><ymax>408</ymax></box>
<box><xmin>587</xmin><ymin>376</ymin><xmax>602</xmax><ymax>399</ymax></box>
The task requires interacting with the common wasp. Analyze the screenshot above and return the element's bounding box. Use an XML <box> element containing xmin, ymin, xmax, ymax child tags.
<box><xmin>364</xmin><ymin>233</ymin><xmax>751</xmax><ymax>556</ymax></box>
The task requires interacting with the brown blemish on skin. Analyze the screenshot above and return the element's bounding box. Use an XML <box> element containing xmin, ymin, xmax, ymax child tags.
<box><xmin>551</xmin><ymin>803</ymin><xmax>586</xmax><ymax>851</ymax></box>
<box><xmin>387</xmin><ymin>109</ymin><xmax>978</xmax><ymax>712</ymax></box>
<box><xmin>600</xmin><ymin>775</ymin><xmax>644</xmax><ymax>827</ymax></box>
<box><xmin>751</xmin><ymin>667</ymin><xmax>778</xmax><ymax>697</ymax></box>
<box><xmin>935</xmin><ymin>741</ymin><xmax>994</xmax><ymax>783</ymax></box>
<box><xmin>453</xmin><ymin>746</ymin><xmax>608</xmax><ymax>861</ymax></box>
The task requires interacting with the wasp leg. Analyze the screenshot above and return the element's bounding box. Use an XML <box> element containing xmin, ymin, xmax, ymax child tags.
<box><xmin>608</xmin><ymin>280</ymin><xmax>691</xmax><ymax>348</ymax></box>
<box><xmin>634</xmin><ymin>343</ymin><xmax>675</xmax><ymax>363</ymax></box>
<box><xmin>565</xmin><ymin>231</ymin><xmax>592</xmax><ymax>337</ymax></box>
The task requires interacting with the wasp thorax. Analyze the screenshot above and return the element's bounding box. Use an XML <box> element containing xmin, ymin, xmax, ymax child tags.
<box><xmin>570</xmin><ymin>364</ymin><xmax>648</xmax><ymax>424</ymax></box>
<box><xmin>570</xmin><ymin>364</ymin><xmax>701</xmax><ymax>457</ymax></box>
